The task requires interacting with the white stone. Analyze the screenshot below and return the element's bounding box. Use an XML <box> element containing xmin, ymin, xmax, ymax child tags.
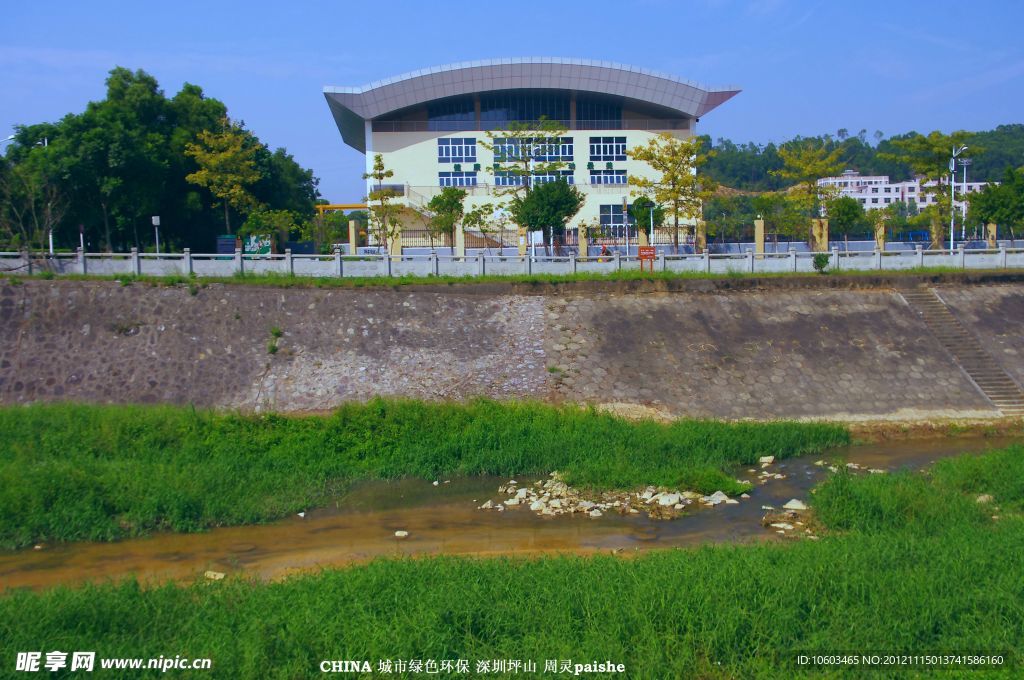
<box><xmin>297</xmin><ymin>512</ymin><xmax>305</xmax><ymax>518</ymax></box>
<box><xmin>976</xmin><ymin>494</ymin><xmax>994</xmax><ymax>504</ymax></box>
<box><xmin>479</xmin><ymin>500</ymin><xmax>493</xmax><ymax>509</ymax></box>
<box><xmin>658</xmin><ymin>492</ymin><xmax>681</xmax><ymax>506</ymax></box>
<box><xmin>740</xmin><ymin>493</ymin><xmax>750</xmax><ymax>499</ymax></box>
<box><xmin>759</xmin><ymin>456</ymin><xmax>775</xmax><ymax>465</ymax></box>
<box><xmin>706</xmin><ymin>490</ymin><xmax>730</xmax><ymax>505</ymax></box>
<box><xmin>204</xmin><ymin>570</ymin><xmax>225</xmax><ymax>581</ymax></box>
<box><xmin>529</xmin><ymin>500</ymin><xmax>546</xmax><ymax>512</ymax></box>
<box><xmin>770</xmin><ymin>522</ymin><xmax>794</xmax><ymax>530</ymax></box>
<box><xmin>725</xmin><ymin>499</ymin><xmax>739</xmax><ymax>505</ymax></box>
<box><xmin>589</xmin><ymin>509</ymin><xmax>603</xmax><ymax>518</ymax></box>
<box><xmin>394</xmin><ymin>530</ymin><xmax>409</xmax><ymax>538</ymax></box>
<box><xmin>432</xmin><ymin>480</ymin><xmax>439</xmax><ymax>486</ymax></box>
<box><xmin>783</xmin><ymin>499</ymin><xmax>808</xmax><ymax>511</ymax></box>
<box><xmin>515</xmin><ymin>488</ymin><xmax>529</xmax><ymax>499</ymax></box>
<box><xmin>504</xmin><ymin>498</ymin><xmax>520</xmax><ymax>506</ymax></box>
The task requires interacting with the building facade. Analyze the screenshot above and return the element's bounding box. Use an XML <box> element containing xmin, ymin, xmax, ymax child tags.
<box><xmin>818</xmin><ymin>169</ymin><xmax>989</xmax><ymax>213</ymax></box>
<box><xmin>324</xmin><ymin>58</ymin><xmax>739</xmax><ymax>251</ymax></box>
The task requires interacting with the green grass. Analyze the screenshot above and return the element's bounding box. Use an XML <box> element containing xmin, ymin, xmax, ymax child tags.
<box><xmin>3</xmin><ymin>264</ymin><xmax>990</xmax><ymax>291</ymax></box>
<box><xmin>0</xmin><ymin>401</ymin><xmax>848</xmax><ymax>549</ymax></box>
<box><xmin>1</xmin><ymin>447</ymin><xmax>1021</xmax><ymax>678</ymax></box>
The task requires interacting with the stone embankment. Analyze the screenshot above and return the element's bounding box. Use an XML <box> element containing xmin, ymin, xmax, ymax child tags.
<box><xmin>1</xmin><ymin>276</ymin><xmax>1022</xmax><ymax>421</ymax></box>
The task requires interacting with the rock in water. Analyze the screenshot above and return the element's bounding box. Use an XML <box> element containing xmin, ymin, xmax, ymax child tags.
<box><xmin>759</xmin><ymin>456</ymin><xmax>775</xmax><ymax>465</ymax></box>
<box><xmin>783</xmin><ymin>499</ymin><xmax>808</xmax><ymax>511</ymax></box>
<box><xmin>394</xmin><ymin>530</ymin><xmax>409</xmax><ymax>539</ymax></box>
<box><xmin>705</xmin><ymin>490</ymin><xmax>730</xmax><ymax>505</ymax></box>
<box><xmin>589</xmin><ymin>509</ymin><xmax>603</xmax><ymax>518</ymax></box>
<box><xmin>204</xmin><ymin>571</ymin><xmax>225</xmax><ymax>581</ymax></box>
<box><xmin>529</xmin><ymin>500</ymin><xmax>546</xmax><ymax>512</ymax></box>
<box><xmin>658</xmin><ymin>492</ymin><xmax>681</xmax><ymax>506</ymax></box>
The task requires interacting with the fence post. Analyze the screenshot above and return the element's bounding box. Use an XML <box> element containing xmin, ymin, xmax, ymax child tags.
<box><xmin>789</xmin><ymin>248</ymin><xmax>797</xmax><ymax>272</ymax></box>
<box><xmin>746</xmin><ymin>248</ymin><xmax>754</xmax><ymax>273</ymax></box>
<box><xmin>77</xmin><ymin>247</ymin><xmax>87</xmax><ymax>275</ymax></box>
<box><xmin>526</xmin><ymin>255</ymin><xmax>532</xmax><ymax>275</ymax></box>
<box><xmin>477</xmin><ymin>253</ymin><xmax>485</xmax><ymax>275</ymax></box>
<box><xmin>386</xmin><ymin>253</ymin><xmax>392</xmax><ymax>277</ymax></box>
<box><xmin>183</xmin><ymin>248</ymin><xmax>193</xmax><ymax>276</ymax></box>
<box><xmin>658</xmin><ymin>251</ymin><xmax>666</xmax><ymax>272</ymax></box>
<box><xmin>24</xmin><ymin>249</ymin><xmax>32</xmax><ymax>276</ymax></box>
<box><xmin>130</xmin><ymin>247</ymin><xmax>141</xmax><ymax>276</ymax></box>
<box><xmin>874</xmin><ymin>248</ymin><xmax>882</xmax><ymax>270</ymax></box>
<box><xmin>830</xmin><ymin>247</ymin><xmax>839</xmax><ymax>271</ymax></box>
<box><xmin>235</xmin><ymin>248</ymin><xmax>243</xmax><ymax>275</ymax></box>
<box><xmin>284</xmin><ymin>248</ymin><xmax>294</xmax><ymax>276</ymax></box>
<box><xmin>614</xmin><ymin>251</ymin><xmax>621</xmax><ymax>271</ymax></box>
<box><xmin>999</xmin><ymin>245</ymin><xmax>1007</xmax><ymax>269</ymax></box>
<box><xmin>704</xmin><ymin>249</ymin><xmax>711</xmax><ymax>273</ymax></box>
<box><xmin>915</xmin><ymin>245</ymin><xmax>924</xmax><ymax>268</ymax></box>
<box><xmin>958</xmin><ymin>244</ymin><xmax>965</xmax><ymax>269</ymax></box>
<box><xmin>334</xmin><ymin>247</ymin><xmax>342</xmax><ymax>277</ymax></box>
<box><xmin>572</xmin><ymin>253</ymin><xmax>578</xmax><ymax>274</ymax></box>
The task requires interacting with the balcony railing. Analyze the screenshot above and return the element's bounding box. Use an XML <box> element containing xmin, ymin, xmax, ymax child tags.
<box><xmin>370</xmin><ymin>119</ymin><xmax>691</xmax><ymax>133</ymax></box>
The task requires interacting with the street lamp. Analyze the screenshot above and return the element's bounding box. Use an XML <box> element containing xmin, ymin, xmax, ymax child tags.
<box><xmin>949</xmin><ymin>145</ymin><xmax>968</xmax><ymax>251</ymax></box>
<box><xmin>958</xmin><ymin>157</ymin><xmax>973</xmax><ymax>240</ymax></box>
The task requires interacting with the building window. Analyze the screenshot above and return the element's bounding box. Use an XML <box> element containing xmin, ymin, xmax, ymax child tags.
<box><xmin>908</xmin><ymin>186</ymin><xmax>915</xmax><ymax>192</ymax></box>
<box><xmin>599</xmin><ymin>204</ymin><xmax>635</xmax><ymax>231</ymax></box>
<box><xmin>871</xmin><ymin>187</ymin><xmax>878</xmax><ymax>193</ymax></box>
<box><xmin>493</xmin><ymin>137</ymin><xmax>572</xmax><ymax>162</ymax></box>
<box><xmin>439</xmin><ymin>171</ymin><xmax>478</xmax><ymax>187</ymax></box>
<box><xmin>532</xmin><ymin>170</ymin><xmax>575</xmax><ymax>185</ymax></box>
<box><xmin>884</xmin><ymin>198</ymin><xmax>891</xmax><ymax>203</ymax></box>
<box><xmin>589</xmin><ymin>136</ymin><xmax>627</xmax><ymax>162</ymax></box>
<box><xmin>859</xmin><ymin>199</ymin><xmax>866</xmax><ymax>205</ymax></box>
<box><xmin>480</xmin><ymin>92</ymin><xmax>569</xmax><ymax>125</ymax></box>
<box><xmin>589</xmin><ymin>169</ymin><xmax>627</xmax><ymax>185</ymax></box>
<box><xmin>438</xmin><ymin>138</ymin><xmax>477</xmax><ymax>163</ymax></box>
<box><xmin>871</xmin><ymin>198</ymin><xmax>879</xmax><ymax>204</ymax></box>
<box><xmin>577</xmin><ymin>97</ymin><xmax>622</xmax><ymax>129</ymax></box>
<box><xmin>884</xmin><ymin>187</ymin><xmax>891</xmax><ymax>193</ymax></box>
<box><xmin>427</xmin><ymin>98</ymin><xmax>475</xmax><ymax>131</ymax></box>
<box><xmin>494</xmin><ymin>171</ymin><xmax>524</xmax><ymax>187</ymax></box>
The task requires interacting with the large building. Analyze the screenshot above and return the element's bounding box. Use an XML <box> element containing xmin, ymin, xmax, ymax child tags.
<box><xmin>324</xmin><ymin>58</ymin><xmax>739</xmax><ymax>252</ymax></box>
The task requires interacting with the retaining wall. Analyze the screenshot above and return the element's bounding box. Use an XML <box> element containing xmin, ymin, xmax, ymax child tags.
<box><xmin>1</xmin><ymin>278</ymin><xmax>1022</xmax><ymax>421</ymax></box>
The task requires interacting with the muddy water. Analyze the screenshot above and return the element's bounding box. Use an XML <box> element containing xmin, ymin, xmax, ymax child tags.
<box><xmin>1</xmin><ymin>437</ymin><xmax>1018</xmax><ymax>590</ymax></box>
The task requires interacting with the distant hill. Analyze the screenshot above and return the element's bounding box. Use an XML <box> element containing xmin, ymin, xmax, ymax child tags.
<box><xmin>700</xmin><ymin>124</ymin><xmax>1024</xmax><ymax>192</ymax></box>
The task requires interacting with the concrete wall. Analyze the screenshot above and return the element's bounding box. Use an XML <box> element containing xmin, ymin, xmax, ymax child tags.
<box><xmin>1</xmin><ymin>279</ymin><xmax>1022</xmax><ymax>421</ymax></box>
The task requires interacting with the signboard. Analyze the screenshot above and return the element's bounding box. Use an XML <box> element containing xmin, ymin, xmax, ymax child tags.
<box><xmin>244</xmin><ymin>234</ymin><xmax>273</xmax><ymax>255</ymax></box>
<box><xmin>638</xmin><ymin>246</ymin><xmax>656</xmax><ymax>271</ymax></box>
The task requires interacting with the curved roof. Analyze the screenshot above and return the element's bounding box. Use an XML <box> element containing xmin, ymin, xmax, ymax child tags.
<box><xmin>324</xmin><ymin>58</ymin><xmax>740</xmax><ymax>152</ymax></box>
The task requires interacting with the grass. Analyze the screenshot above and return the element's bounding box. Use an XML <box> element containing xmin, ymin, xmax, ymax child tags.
<box><xmin>0</xmin><ymin>401</ymin><xmax>848</xmax><ymax>549</ymax></box>
<box><xmin>1</xmin><ymin>264</ymin><xmax>994</xmax><ymax>291</ymax></box>
<box><xmin>1</xmin><ymin>447</ymin><xmax>1021</xmax><ymax>678</ymax></box>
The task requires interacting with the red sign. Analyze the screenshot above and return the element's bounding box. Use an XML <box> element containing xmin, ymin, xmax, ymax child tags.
<box><xmin>638</xmin><ymin>246</ymin><xmax>656</xmax><ymax>261</ymax></box>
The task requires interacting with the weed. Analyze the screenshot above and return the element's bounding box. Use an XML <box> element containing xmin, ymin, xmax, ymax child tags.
<box><xmin>0</xmin><ymin>401</ymin><xmax>848</xmax><ymax>548</ymax></box>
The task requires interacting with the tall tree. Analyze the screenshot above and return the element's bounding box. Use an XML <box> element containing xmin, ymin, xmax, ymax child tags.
<box><xmin>628</xmin><ymin>133</ymin><xmax>716</xmax><ymax>253</ymax></box>
<box><xmin>362</xmin><ymin>154</ymin><xmax>402</xmax><ymax>254</ymax></box>
<box><xmin>877</xmin><ymin>130</ymin><xmax>972</xmax><ymax>248</ymax></box>
<box><xmin>825</xmin><ymin>195</ymin><xmax>869</xmax><ymax>249</ymax></box>
<box><xmin>185</xmin><ymin>117</ymin><xmax>264</xmax><ymax>233</ymax></box>
<box><xmin>425</xmin><ymin>186</ymin><xmax>466</xmax><ymax>250</ymax></box>
<box><xmin>509</xmin><ymin>179</ymin><xmax>584</xmax><ymax>255</ymax></box>
<box><xmin>771</xmin><ymin>138</ymin><xmax>844</xmax><ymax>217</ymax></box>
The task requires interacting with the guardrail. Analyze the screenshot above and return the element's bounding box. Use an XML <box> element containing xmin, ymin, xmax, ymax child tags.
<box><xmin>2</xmin><ymin>245</ymin><xmax>1024</xmax><ymax>279</ymax></box>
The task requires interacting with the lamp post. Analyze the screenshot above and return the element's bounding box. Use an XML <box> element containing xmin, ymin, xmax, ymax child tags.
<box><xmin>949</xmin><ymin>145</ymin><xmax>968</xmax><ymax>251</ymax></box>
<box><xmin>958</xmin><ymin>157</ymin><xmax>972</xmax><ymax>241</ymax></box>
<box><xmin>151</xmin><ymin>216</ymin><xmax>161</xmax><ymax>255</ymax></box>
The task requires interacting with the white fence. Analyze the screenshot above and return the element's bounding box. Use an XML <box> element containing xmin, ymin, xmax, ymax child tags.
<box><xmin>3</xmin><ymin>246</ymin><xmax>1024</xmax><ymax>279</ymax></box>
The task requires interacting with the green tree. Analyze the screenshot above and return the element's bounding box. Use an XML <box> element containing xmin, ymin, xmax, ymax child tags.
<box><xmin>362</xmin><ymin>154</ymin><xmax>402</xmax><ymax>254</ymax></box>
<box><xmin>878</xmin><ymin>130</ymin><xmax>972</xmax><ymax>248</ymax></box>
<box><xmin>628</xmin><ymin>196</ymin><xmax>665</xmax><ymax>238</ymax></box>
<box><xmin>771</xmin><ymin>138</ymin><xmax>844</xmax><ymax>217</ymax></box>
<box><xmin>509</xmin><ymin>180</ymin><xmax>584</xmax><ymax>255</ymax></box>
<box><xmin>628</xmin><ymin>133</ymin><xmax>716</xmax><ymax>253</ymax></box>
<box><xmin>425</xmin><ymin>186</ymin><xmax>467</xmax><ymax>250</ymax></box>
<box><xmin>0</xmin><ymin>148</ymin><xmax>67</xmax><ymax>253</ymax></box>
<box><xmin>968</xmin><ymin>167</ymin><xmax>1024</xmax><ymax>239</ymax></box>
<box><xmin>238</xmin><ymin>209</ymin><xmax>300</xmax><ymax>251</ymax></box>
<box><xmin>185</xmin><ymin>117</ymin><xmax>264</xmax><ymax>234</ymax></box>
<box><xmin>826</xmin><ymin>195</ymin><xmax>869</xmax><ymax>249</ymax></box>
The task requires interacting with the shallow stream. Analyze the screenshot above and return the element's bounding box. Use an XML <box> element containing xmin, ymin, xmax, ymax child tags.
<box><xmin>1</xmin><ymin>436</ymin><xmax>1017</xmax><ymax>590</ymax></box>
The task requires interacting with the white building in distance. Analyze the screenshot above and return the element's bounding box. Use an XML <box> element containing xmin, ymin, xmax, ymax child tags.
<box><xmin>818</xmin><ymin>169</ymin><xmax>989</xmax><ymax>213</ymax></box>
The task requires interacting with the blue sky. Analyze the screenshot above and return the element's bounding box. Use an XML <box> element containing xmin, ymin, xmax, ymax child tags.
<box><xmin>2</xmin><ymin>1</ymin><xmax>1021</xmax><ymax>200</ymax></box>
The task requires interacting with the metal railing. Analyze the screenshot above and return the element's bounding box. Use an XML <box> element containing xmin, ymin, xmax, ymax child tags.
<box><xmin>3</xmin><ymin>244</ymin><xmax>1023</xmax><ymax>280</ymax></box>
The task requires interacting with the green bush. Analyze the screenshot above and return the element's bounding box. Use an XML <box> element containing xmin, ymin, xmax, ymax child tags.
<box><xmin>812</xmin><ymin>253</ymin><xmax>830</xmax><ymax>273</ymax></box>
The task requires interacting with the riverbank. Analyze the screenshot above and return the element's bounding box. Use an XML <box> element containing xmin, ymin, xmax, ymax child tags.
<box><xmin>2</xmin><ymin>446</ymin><xmax>1020</xmax><ymax>678</ymax></box>
<box><xmin>0</xmin><ymin>401</ymin><xmax>846</xmax><ymax>549</ymax></box>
